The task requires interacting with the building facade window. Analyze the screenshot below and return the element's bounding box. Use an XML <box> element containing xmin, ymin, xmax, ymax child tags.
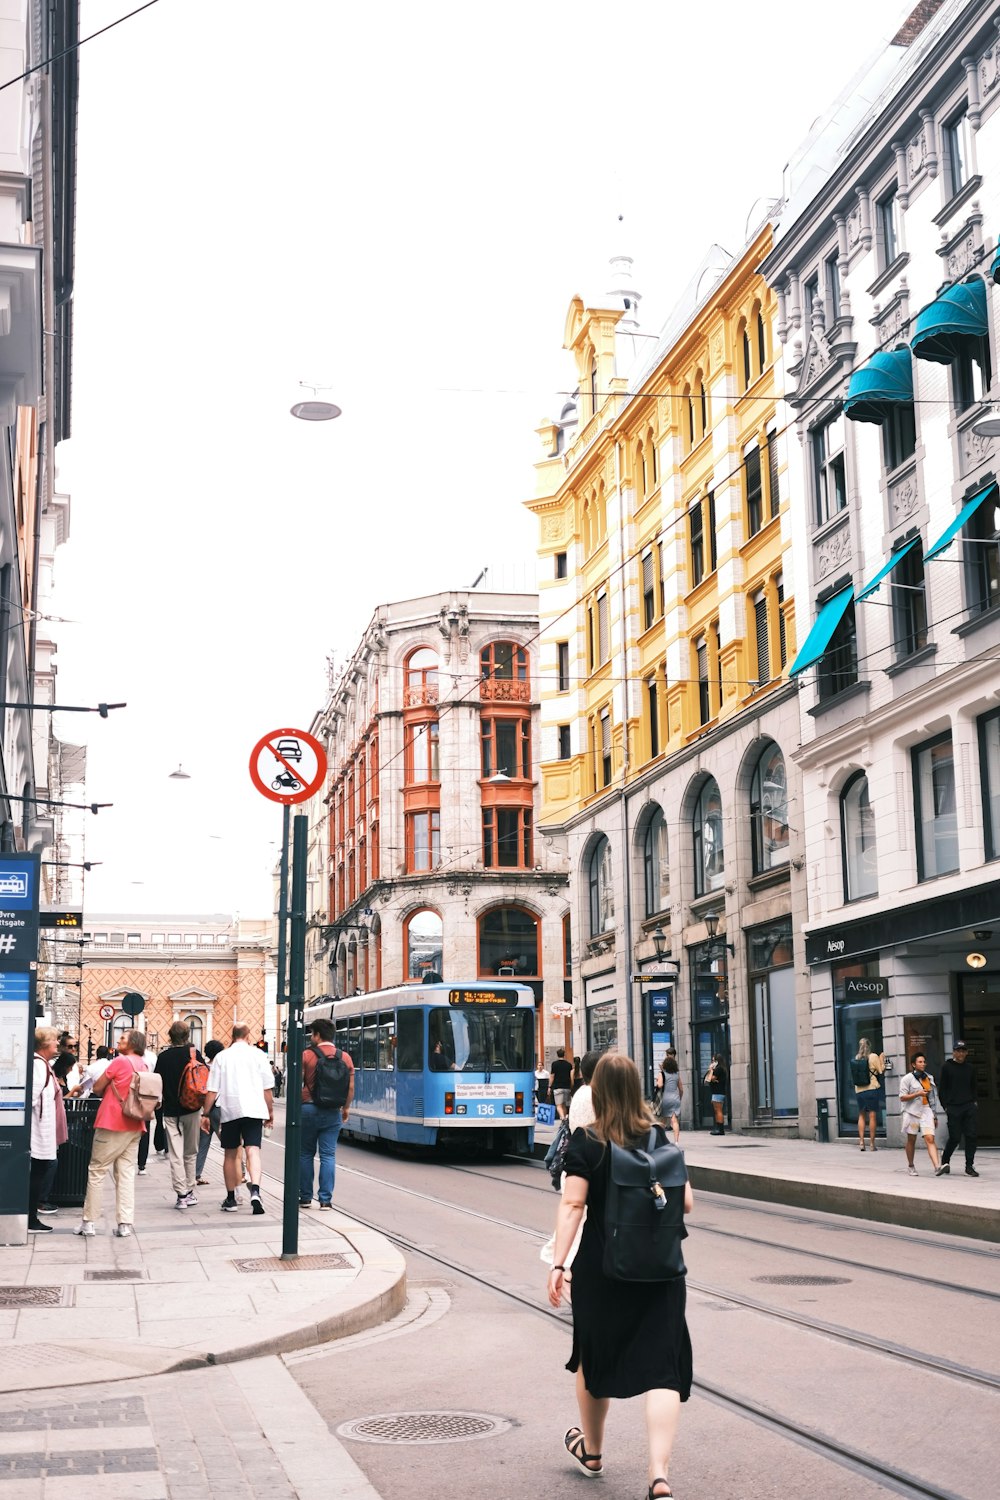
<box><xmin>755</xmin><ymin>310</ymin><xmax>766</xmax><ymax>372</ymax></box>
<box><xmin>944</xmin><ymin>105</ymin><xmax>971</xmax><ymax>199</ymax></box>
<box><xmin>841</xmin><ymin>771</ymin><xmax>878</xmax><ymax>901</ymax></box>
<box><xmin>482</xmin><ymin>807</ymin><xmax>532</xmax><ymax>868</ymax></box>
<box><xmin>689</xmin><ymin>502</ymin><xmax>704</xmax><ymax>586</ymax></box>
<box><xmin>748</xmin><ymin>921</ymin><xmax>797</xmax><ymax>1119</ymax></box>
<box><xmin>481</xmin><ymin>716</ymin><xmax>530</xmax><ymax>778</ymax></box>
<box><xmin>405</xmin><ymin>908</ymin><xmax>443</xmax><ymax>981</ymax></box>
<box><xmin>588</xmin><ymin>836</ymin><xmax>615</xmax><ymax>935</ymax></box>
<box><xmin>478</xmin><ymin>905</ymin><xmax>539</xmax><ymax>982</ymax></box>
<box><xmin>745</xmin><ymin>442</ymin><xmax>763</xmax><ymax>536</ymax></box>
<box><xmin>741</xmin><ymin>322</ymin><xmax>751</xmax><ymax>389</ymax></box>
<box><xmin>555</xmin><ymin>551</ymin><xmax>568</xmax><ymax>579</ymax></box>
<box><xmin>406</xmin><ymin>810</ymin><xmax>440</xmax><ymax>872</ymax></box>
<box><xmin>966</xmin><ymin>485</ymin><xmax>1000</xmax><ymax>614</ymax></box>
<box><xmin>978</xmin><ymin>709</ymin><xmax>1000</xmax><ymax>861</ymax></box>
<box><xmin>833</xmin><ymin>955</ymin><xmax>885</xmax><ymax>1136</ymax></box>
<box><xmin>892</xmin><ymin>542</ymin><xmax>928</xmax><ymax>658</ymax></box>
<box><xmin>913</xmin><ymin>733</ymin><xmax>959</xmax><ymax>881</ymax></box>
<box><xmin>642</xmin><ymin>805</ymin><xmax>668</xmax><ymax>917</ymax></box>
<box><xmin>882</xmin><ymin>403</ymin><xmax>916</xmax><ymax>472</ymax></box>
<box><xmin>695</xmin><ymin>636</ymin><xmax>710</xmax><ymax>725</ymax></box>
<box><xmin>646</xmin><ymin>678</ymin><xmax>659</xmax><ymax>759</ymax></box>
<box><xmin>825</xmin><ymin>250</ymin><xmax>841</xmax><ymax>323</ymax></box>
<box><xmin>404</xmin><ymin>647</ymin><xmax>439</xmax><ymax>707</ymax></box>
<box><xmin>600</xmin><ymin>708</ymin><xmax>612</xmax><ymax>786</ymax></box>
<box><xmin>557</xmin><ymin>724</ymin><xmax>571</xmax><ymax>760</ymax></box>
<box><xmin>557</xmin><ymin>641</ymin><xmax>570</xmax><ymax>692</ymax></box>
<box><xmin>776</xmin><ymin>574</ymin><xmax>787</xmax><ymax>668</ymax></box>
<box><xmin>597</xmin><ymin>593</ymin><xmax>609</xmax><ymax>663</ymax></box>
<box><xmin>753</xmin><ymin>590</ymin><xmax>769</xmax><ymax>685</ymax></box>
<box><xmin>692</xmin><ymin>776</ymin><xmax>724</xmax><ymax>897</ymax></box>
<box><xmin>750</xmin><ymin>742</ymin><xmax>789</xmax><ymax>875</ymax></box>
<box><xmin>642</xmin><ymin>548</ymin><xmax>656</xmax><ymax>628</ymax></box>
<box><xmin>707</xmin><ymin>491</ymin><xmax>717</xmax><ymax>571</ymax></box>
<box><xmin>877</xmin><ymin>184</ymin><xmax>900</xmax><ymax>268</ymax></box>
<box><xmin>404</xmin><ymin>720</ymin><xmax>439</xmax><ymax>783</ymax></box>
<box><xmin>817</xmin><ymin>599</ymin><xmax>857</xmax><ymax>701</ymax></box>
<box><xmin>953</xmin><ymin>334</ymin><xmax>991</xmax><ymax>414</ymax></box>
<box><xmin>480</xmin><ymin>640</ymin><xmax>528</xmax><ymax>685</ymax></box>
<box><xmin>812</xmin><ymin>411</ymin><xmax>847</xmax><ymax>526</ymax></box>
<box><xmin>765</xmin><ymin>429</ymin><xmax>779</xmax><ymax>520</ymax></box>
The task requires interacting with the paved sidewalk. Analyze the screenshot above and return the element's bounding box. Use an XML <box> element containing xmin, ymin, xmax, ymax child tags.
<box><xmin>0</xmin><ymin>1152</ymin><xmax>406</xmax><ymax>1396</ymax></box>
<box><xmin>535</xmin><ymin>1121</ymin><xmax>1000</xmax><ymax>1240</ymax></box>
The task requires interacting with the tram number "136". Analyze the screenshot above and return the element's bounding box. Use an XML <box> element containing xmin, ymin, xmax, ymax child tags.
<box><xmin>476</xmin><ymin>1103</ymin><xmax>496</xmax><ymax>1116</ymax></box>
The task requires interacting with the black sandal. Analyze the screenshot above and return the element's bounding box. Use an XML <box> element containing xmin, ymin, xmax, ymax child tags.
<box><xmin>648</xmin><ymin>1482</ymin><xmax>673</xmax><ymax>1499</ymax></box>
<box><xmin>563</xmin><ymin>1427</ymin><xmax>603</xmax><ymax>1477</ymax></box>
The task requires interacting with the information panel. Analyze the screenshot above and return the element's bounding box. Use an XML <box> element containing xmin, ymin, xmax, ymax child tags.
<box><xmin>0</xmin><ymin>852</ymin><xmax>39</xmax><ymax>1241</ymax></box>
<box><xmin>448</xmin><ymin>987</ymin><xmax>519</xmax><ymax>1007</ymax></box>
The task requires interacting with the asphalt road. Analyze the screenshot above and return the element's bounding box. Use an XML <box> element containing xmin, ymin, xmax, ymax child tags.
<box><xmin>261</xmin><ymin>1116</ymin><xmax>997</xmax><ymax>1500</ymax></box>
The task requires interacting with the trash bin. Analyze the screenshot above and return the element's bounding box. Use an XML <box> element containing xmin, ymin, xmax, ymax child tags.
<box><xmin>50</xmin><ymin>1096</ymin><xmax>99</xmax><ymax>1207</ymax></box>
<box><xmin>816</xmin><ymin>1097</ymin><xmax>830</xmax><ymax>1144</ymax></box>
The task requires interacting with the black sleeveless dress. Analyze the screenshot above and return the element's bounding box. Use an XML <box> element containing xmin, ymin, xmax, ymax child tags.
<box><xmin>563</xmin><ymin>1126</ymin><xmax>693</xmax><ymax>1400</ymax></box>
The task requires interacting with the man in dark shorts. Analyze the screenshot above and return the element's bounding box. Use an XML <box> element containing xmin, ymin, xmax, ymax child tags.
<box><xmin>201</xmin><ymin>1023</ymin><xmax>274</xmax><ymax>1214</ymax></box>
<box><xmin>550</xmin><ymin>1048</ymin><xmax>574</xmax><ymax>1119</ymax></box>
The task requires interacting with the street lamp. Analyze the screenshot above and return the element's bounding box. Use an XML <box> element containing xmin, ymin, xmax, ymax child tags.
<box><xmin>704</xmin><ymin>910</ymin><xmax>735</xmax><ymax>957</ymax></box>
<box><xmin>970</xmin><ymin>406</ymin><xmax>1000</xmax><ymax>438</ymax></box>
<box><xmin>290</xmin><ymin>383</ymin><xmax>342</xmax><ymax>422</ymax></box>
<box><xmin>168</xmin><ymin>764</ymin><xmax>190</xmax><ymax>780</ymax></box>
<box><xmin>652</xmin><ymin>924</ymin><xmax>668</xmax><ymax>959</ymax></box>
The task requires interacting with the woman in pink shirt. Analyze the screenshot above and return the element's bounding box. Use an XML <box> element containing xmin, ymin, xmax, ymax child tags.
<box><xmin>75</xmin><ymin>1029</ymin><xmax>149</xmax><ymax>1238</ymax></box>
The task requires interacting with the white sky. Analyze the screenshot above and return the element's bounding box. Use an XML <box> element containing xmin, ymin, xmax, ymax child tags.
<box><xmin>51</xmin><ymin>0</ymin><xmax>911</xmax><ymax>918</ymax></box>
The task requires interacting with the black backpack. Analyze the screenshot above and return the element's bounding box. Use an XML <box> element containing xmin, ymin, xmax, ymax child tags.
<box><xmin>309</xmin><ymin>1045</ymin><xmax>351</xmax><ymax>1109</ymax></box>
<box><xmin>850</xmin><ymin>1056</ymin><xmax>871</xmax><ymax>1087</ymax></box>
<box><xmin>602</xmin><ymin>1128</ymin><xmax>688</xmax><ymax>1283</ymax></box>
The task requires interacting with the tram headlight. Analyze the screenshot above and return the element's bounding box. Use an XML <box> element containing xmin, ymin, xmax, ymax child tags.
<box><xmin>456</xmin><ymin>1104</ymin><xmax>467</xmax><ymax>1114</ymax></box>
<box><xmin>444</xmin><ymin>1091</ymin><xmax>455</xmax><ymax>1115</ymax></box>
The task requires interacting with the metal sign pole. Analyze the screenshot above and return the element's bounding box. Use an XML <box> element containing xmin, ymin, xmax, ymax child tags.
<box><xmin>276</xmin><ymin>803</ymin><xmax>290</xmax><ymax>1007</ymax></box>
<box><xmin>280</xmin><ymin>813</ymin><xmax>307</xmax><ymax>1258</ymax></box>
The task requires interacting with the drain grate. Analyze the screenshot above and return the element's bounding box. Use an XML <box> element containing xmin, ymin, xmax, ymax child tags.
<box><xmin>231</xmin><ymin>1253</ymin><xmax>352</xmax><ymax>1273</ymax></box>
<box><xmin>753</xmin><ymin>1274</ymin><xmax>851</xmax><ymax>1286</ymax></box>
<box><xmin>84</xmin><ymin>1269</ymin><xmax>145</xmax><ymax>1282</ymax></box>
<box><xmin>0</xmin><ymin>1286</ymin><xmax>63</xmax><ymax>1307</ymax></box>
<box><xmin>337</xmin><ymin>1411</ymin><xmax>511</xmax><ymax>1446</ymax></box>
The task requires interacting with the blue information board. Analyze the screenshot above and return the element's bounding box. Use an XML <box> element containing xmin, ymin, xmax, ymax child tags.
<box><xmin>0</xmin><ymin>853</ymin><xmax>40</xmax><ymax>1241</ymax></box>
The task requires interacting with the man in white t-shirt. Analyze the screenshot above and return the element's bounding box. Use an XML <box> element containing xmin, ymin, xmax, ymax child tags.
<box><xmin>72</xmin><ymin>1047</ymin><xmax>113</xmax><ymax>1098</ymax></box>
<box><xmin>201</xmin><ymin>1023</ymin><xmax>274</xmax><ymax>1215</ymax></box>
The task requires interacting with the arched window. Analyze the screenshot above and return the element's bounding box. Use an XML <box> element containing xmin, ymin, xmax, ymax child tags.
<box><xmin>590</xmin><ymin>354</ymin><xmax>598</xmax><ymax>415</ymax></box>
<box><xmin>841</xmin><ymin>772</ymin><xmax>878</xmax><ymax>900</ymax></box>
<box><xmin>637</xmin><ymin>441</ymin><xmax>646</xmax><ymax>498</ymax></box>
<box><xmin>478</xmin><ymin>905</ymin><xmax>539</xmax><ymax>977</ymax></box>
<box><xmin>183</xmin><ymin>1014</ymin><xmax>204</xmax><ymax>1052</ymax></box>
<box><xmin>588</xmin><ymin>835</ymin><xmax>615</xmax><ymax>936</ymax></box>
<box><xmin>684</xmin><ymin>386</ymin><xmax>694</xmax><ymax>448</ymax></box>
<box><xmin>405</xmin><ymin>908</ymin><xmax>443</xmax><ymax>981</ymax></box>
<box><xmin>750</xmin><ymin>743</ymin><xmax>789</xmax><ymax>875</ymax></box>
<box><xmin>693</xmin><ymin>777</ymin><xmax>725</xmax><ymax>897</ymax></box>
<box><xmin>404</xmin><ymin>647</ymin><xmax>438</xmax><ymax>707</ymax></box>
<box><xmin>111</xmin><ymin>1011</ymin><xmax>131</xmax><ymax>1048</ymax></box>
<box><xmin>641</xmin><ymin>805</ymin><xmax>669</xmax><ymax>917</ymax></box>
<box><xmin>699</xmin><ymin>379</ymin><xmax>708</xmax><ymax>435</ymax></box>
<box><xmin>756</xmin><ymin>309</ymin><xmax>766</xmax><ymax>372</ymax></box>
<box><xmin>480</xmin><ymin>641</ymin><xmax>528</xmax><ymax>683</ymax></box>
<box><xmin>649</xmin><ymin>429</ymin><xmax>659</xmax><ymax>485</ymax></box>
<box><xmin>741</xmin><ymin>321</ymin><xmax>751</xmax><ymax>390</ymax></box>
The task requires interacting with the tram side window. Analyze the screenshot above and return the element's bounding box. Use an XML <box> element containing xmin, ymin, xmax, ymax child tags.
<box><xmin>345</xmin><ymin>1023</ymin><xmax>362</xmax><ymax>1067</ymax></box>
<box><xmin>362</xmin><ymin>1016</ymin><xmax>378</xmax><ymax>1070</ymax></box>
<box><xmin>377</xmin><ymin>1011</ymin><xmax>394</xmax><ymax>1069</ymax></box>
<box><xmin>396</xmin><ymin>1009</ymin><xmax>423</xmax><ymax>1071</ymax></box>
<box><xmin>334</xmin><ymin>1019</ymin><xmax>349</xmax><ymax>1047</ymax></box>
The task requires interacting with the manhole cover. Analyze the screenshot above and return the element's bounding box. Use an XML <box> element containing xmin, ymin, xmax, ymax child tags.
<box><xmin>0</xmin><ymin>1286</ymin><xmax>64</xmax><ymax>1307</ymax></box>
<box><xmin>84</xmin><ymin>1270</ymin><xmax>145</xmax><ymax>1282</ymax></box>
<box><xmin>231</xmin><ymin>1253</ymin><xmax>353</xmax><ymax>1273</ymax></box>
<box><xmin>752</xmin><ymin>1275</ymin><xmax>851</xmax><ymax>1286</ymax></box>
<box><xmin>337</xmin><ymin>1412</ymin><xmax>511</xmax><ymax>1445</ymax></box>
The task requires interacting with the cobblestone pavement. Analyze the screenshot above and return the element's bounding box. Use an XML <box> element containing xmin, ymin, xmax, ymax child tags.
<box><xmin>0</xmin><ymin>1356</ymin><xmax>381</xmax><ymax>1500</ymax></box>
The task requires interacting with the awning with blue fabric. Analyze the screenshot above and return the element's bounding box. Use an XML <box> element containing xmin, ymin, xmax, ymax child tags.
<box><xmin>991</xmin><ymin>248</ymin><xmax>1000</xmax><ymax>286</ymax></box>
<box><xmin>844</xmin><ymin>348</ymin><xmax>914</xmax><ymax>425</ymax></box>
<box><xmin>855</xmin><ymin>538</ymin><xmax>919</xmax><ymax>601</ymax></box>
<box><xmin>925</xmin><ymin>481</ymin><xmax>999</xmax><ymax>561</ymax></box>
<box><xmin>788</xmin><ymin>587</ymin><xmax>854</xmax><ymax>677</ymax></box>
<box><xmin>911</xmin><ymin>278</ymin><xmax>988</xmax><ymax>364</ymax></box>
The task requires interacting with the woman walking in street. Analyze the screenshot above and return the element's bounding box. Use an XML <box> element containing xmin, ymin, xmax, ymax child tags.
<box><xmin>853</xmin><ymin>1037</ymin><xmax>885</xmax><ymax>1151</ymax></box>
<box><xmin>547</xmin><ymin>1053</ymin><xmax>693</xmax><ymax>1500</ymax></box>
<box><xmin>75</xmin><ymin>1029</ymin><xmax>150</xmax><ymax>1237</ymax></box>
<box><xmin>656</xmin><ymin>1054</ymin><xmax>684</xmax><ymax>1144</ymax></box>
<box><xmin>898</xmin><ymin>1052</ymin><xmax>942</xmax><ymax>1178</ymax></box>
<box><xmin>705</xmin><ymin>1054</ymin><xmax>727</xmax><ymax>1136</ymax></box>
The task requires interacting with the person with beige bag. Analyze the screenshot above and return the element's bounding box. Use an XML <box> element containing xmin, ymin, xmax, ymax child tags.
<box><xmin>75</xmin><ymin>1029</ymin><xmax>161</xmax><ymax>1238</ymax></box>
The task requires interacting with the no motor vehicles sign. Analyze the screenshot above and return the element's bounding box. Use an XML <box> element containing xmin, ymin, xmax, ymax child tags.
<box><xmin>249</xmin><ymin>727</ymin><xmax>327</xmax><ymax>805</ymax></box>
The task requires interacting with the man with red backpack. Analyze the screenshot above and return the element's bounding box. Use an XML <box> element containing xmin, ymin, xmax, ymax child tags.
<box><xmin>155</xmin><ymin>1020</ymin><xmax>208</xmax><ymax>1210</ymax></box>
<box><xmin>300</xmin><ymin>1018</ymin><xmax>354</xmax><ymax>1210</ymax></box>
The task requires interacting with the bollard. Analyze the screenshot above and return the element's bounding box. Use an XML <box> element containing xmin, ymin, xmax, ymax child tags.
<box><xmin>816</xmin><ymin>1097</ymin><xmax>830</xmax><ymax>1143</ymax></box>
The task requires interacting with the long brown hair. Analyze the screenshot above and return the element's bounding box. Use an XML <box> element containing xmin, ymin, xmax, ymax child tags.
<box><xmin>590</xmin><ymin>1053</ymin><xmax>656</xmax><ymax>1146</ymax></box>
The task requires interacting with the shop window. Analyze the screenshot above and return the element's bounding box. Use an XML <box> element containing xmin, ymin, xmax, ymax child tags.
<box><xmin>587</xmin><ymin>1000</ymin><xmax>618</xmax><ymax>1052</ymax></box>
<box><xmin>478</xmin><ymin>905</ymin><xmax>539</xmax><ymax>978</ymax></box>
<box><xmin>841</xmin><ymin>771</ymin><xmax>878</xmax><ymax>901</ymax></box>
<box><xmin>405</xmin><ymin>908</ymin><xmax>443</xmax><ymax>981</ymax></box>
<box><xmin>641</xmin><ymin>805</ymin><xmax>668</xmax><ymax>917</ymax></box>
<box><xmin>833</xmin><ymin>956</ymin><xmax>885</xmax><ymax>1136</ymax></box>
<box><xmin>692</xmin><ymin>777</ymin><xmax>724</xmax><ymax>897</ymax></box>
<box><xmin>748</xmin><ymin>920</ymin><xmax>796</xmax><ymax>1119</ymax></box>
<box><xmin>913</xmin><ymin>733</ymin><xmax>959</xmax><ymax>881</ymax></box>
<box><xmin>588</xmin><ymin>836</ymin><xmax>614</xmax><ymax>936</ymax></box>
<box><xmin>979</xmin><ymin>709</ymin><xmax>1000</xmax><ymax>861</ymax></box>
<box><xmin>749</xmin><ymin>742</ymin><xmax>788</xmax><ymax>875</ymax></box>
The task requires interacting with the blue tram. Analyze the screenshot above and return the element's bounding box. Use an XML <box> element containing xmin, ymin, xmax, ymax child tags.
<box><xmin>303</xmin><ymin>981</ymin><xmax>536</xmax><ymax>1154</ymax></box>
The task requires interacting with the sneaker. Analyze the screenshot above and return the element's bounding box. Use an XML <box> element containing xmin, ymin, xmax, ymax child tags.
<box><xmin>966</xmin><ymin>1166</ymin><xmax>980</xmax><ymax>1177</ymax></box>
<box><xmin>299</xmin><ymin>1199</ymin><xmax>312</xmax><ymax>1208</ymax></box>
<box><xmin>250</xmin><ymin>1191</ymin><xmax>264</xmax><ymax>1217</ymax></box>
<box><xmin>221</xmin><ymin>1196</ymin><xmax>239</xmax><ymax>1212</ymax></box>
<box><xmin>907</xmin><ymin>1165</ymin><xmax>918</xmax><ymax>1177</ymax></box>
<box><xmin>28</xmin><ymin>1220</ymin><xmax>53</xmax><ymax>1233</ymax></box>
<box><xmin>37</xmin><ymin>1205</ymin><xmax>59</xmax><ymax>1215</ymax></box>
<box><xmin>318</xmin><ymin>1202</ymin><xmax>332</xmax><ymax>1211</ymax></box>
<box><xmin>74</xmin><ymin>1220</ymin><xmax>96</xmax><ymax>1237</ymax></box>
<box><xmin>935</xmin><ymin>1163</ymin><xmax>950</xmax><ymax>1176</ymax></box>
<box><xmin>174</xmin><ymin>1194</ymin><xmax>189</xmax><ymax>1210</ymax></box>
<box><xmin>183</xmin><ymin>1192</ymin><xmax>199</xmax><ymax>1206</ymax></box>
<box><xmin>114</xmin><ymin>1224</ymin><xmax>133</xmax><ymax>1238</ymax></box>
<box><xmin>137</xmin><ymin>1168</ymin><xmax>147</xmax><ymax>1176</ymax></box>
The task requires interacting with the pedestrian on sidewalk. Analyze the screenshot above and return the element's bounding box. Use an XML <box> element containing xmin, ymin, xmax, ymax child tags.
<box><xmin>547</xmin><ymin>1054</ymin><xmax>693</xmax><ymax>1499</ymax></box>
<box><xmin>155</xmin><ymin>1021</ymin><xmax>206</xmax><ymax>1210</ymax></box>
<box><xmin>936</xmin><ymin>1040</ymin><xmax>979</xmax><ymax>1178</ymax></box>
<box><xmin>29</xmin><ymin>1028</ymin><xmax>63</xmax><ymax>1233</ymax></box>
<box><xmin>194</xmin><ymin>1039</ymin><xmax>225</xmax><ymax>1185</ymax></box>
<box><xmin>200</xmin><ymin>1023</ymin><xmax>274</xmax><ymax>1215</ymax></box>
<box><xmin>898</xmin><ymin>1052</ymin><xmax>942</xmax><ymax>1178</ymax></box>
<box><xmin>76</xmin><ymin>1029</ymin><xmax>150</xmax><ymax>1238</ymax></box>
<box><xmin>705</xmin><ymin>1055</ymin><xmax>728</xmax><ymax>1135</ymax></box>
<box><xmin>550</xmin><ymin>1049</ymin><xmax>573</xmax><ymax>1120</ymax></box>
<box><xmin>657</xmin><ymin>1054</ymin><xmax>684</xmax><ymax>1144</ymax></box>
<box><xmin>300</xmin><ymin>1018</ymin><xmax>354</xmax><ymax>1209</ymax></box>
<box><xmin>70</xmin><ymin>1046</ymin><xmax>112</xmax><ymax>1098</ymax></box>
<box><xmin>852</xmin><ymin>1037</ymin><xmax>885</xmax><ymax>1152</ymax></box>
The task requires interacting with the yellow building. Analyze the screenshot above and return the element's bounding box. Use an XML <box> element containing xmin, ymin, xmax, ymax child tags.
<box><xmin>526</xmin><ymin>230</ymin><xmax>812</xmax><ymax>1135</ymax></box>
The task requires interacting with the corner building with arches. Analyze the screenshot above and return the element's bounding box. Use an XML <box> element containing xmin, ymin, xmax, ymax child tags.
<box><xmin>307</xmin><ymin>592</ymin><xmax>570</xmax><ymax>1061</ymax></box>
<box><xmin>526</xmin><ymin>236</ymin><xmax>814</xmax><ymax>1135</ymax></box>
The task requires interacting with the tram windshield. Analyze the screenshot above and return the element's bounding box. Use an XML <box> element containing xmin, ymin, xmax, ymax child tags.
<box><xmin>428</xmin><ymin>1006</ymin><xmax>533</xmax><ymax>1073</ymax></box>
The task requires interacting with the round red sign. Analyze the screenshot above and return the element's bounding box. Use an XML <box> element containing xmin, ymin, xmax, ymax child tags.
<box><xmin>249</xmin><ymin>727</ymin><xmax>328</xmax><ymax>805</ymax></box>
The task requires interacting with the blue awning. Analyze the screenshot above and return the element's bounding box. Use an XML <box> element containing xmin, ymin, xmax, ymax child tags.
<box><xmin>788</xmin><ymin>587</ymin><xmax>854</xmax><ymax>677</ymax></box>
<box><xmin>925</xmin><ymin>482</ymin><xmax>999</xmax><ymax>561</ymax></box>
<box><xmin>844</xmin><ymin>348</ymin><xmax>914</xmax><ymax>425</ymax></box>
<box><xmin>855</xmin><ymin>538</ymin><xmax>919</xmax><ymax>601</ymax></box>
<box><xmin>992</xmin><ymin>249</ymin><xmax>1000</xmax><ymax>286</ymax></box>
<box><xmin>911</xmin><ymin>278</ymin><xmax>988</xmax><ymax>364</ymax></box>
